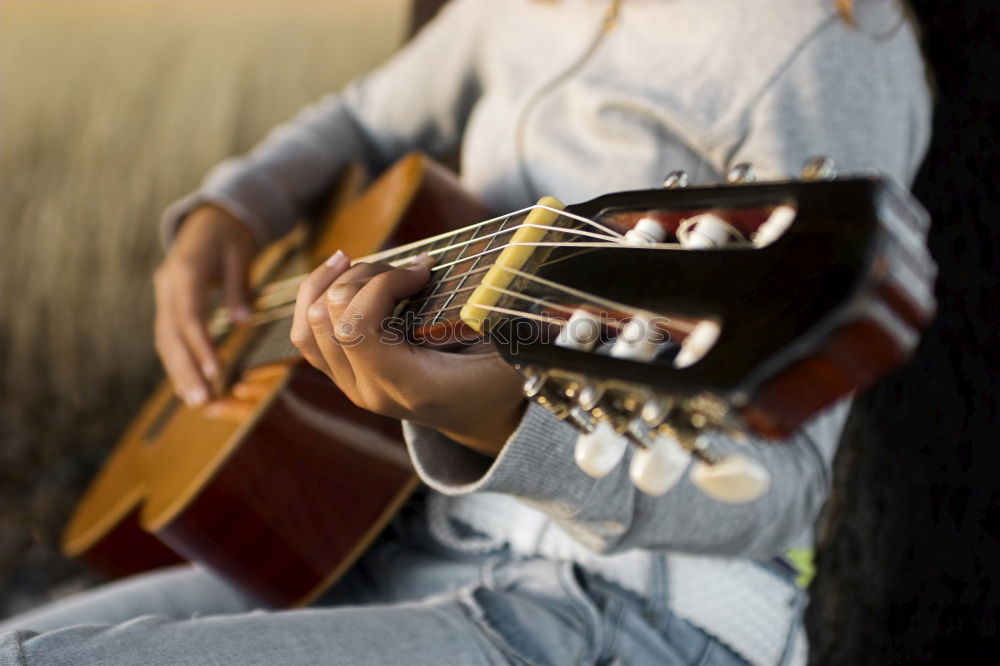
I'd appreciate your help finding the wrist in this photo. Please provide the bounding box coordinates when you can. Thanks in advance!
[439,397,527,458]
[179,204,258,252]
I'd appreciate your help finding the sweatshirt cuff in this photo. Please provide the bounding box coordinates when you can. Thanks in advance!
[159,156,302,249]
[159,191,261,249]
[403,403,618,515]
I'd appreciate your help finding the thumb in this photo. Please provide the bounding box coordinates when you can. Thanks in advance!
[223,244,252,323]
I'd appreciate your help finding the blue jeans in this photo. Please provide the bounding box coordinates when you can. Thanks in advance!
[0,519,749,665]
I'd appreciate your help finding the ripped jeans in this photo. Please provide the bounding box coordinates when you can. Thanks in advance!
[0,516,750,666]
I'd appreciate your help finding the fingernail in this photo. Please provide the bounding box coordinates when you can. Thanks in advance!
[231,305,251,323]
[201,359,219,379]
[325,249,348,268]
[185,386,208,407]
[407,253,434,271]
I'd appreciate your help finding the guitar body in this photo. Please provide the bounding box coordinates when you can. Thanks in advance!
[63,154,491,607]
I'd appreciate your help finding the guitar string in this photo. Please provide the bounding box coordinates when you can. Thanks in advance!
[250,216,686,313]
[257,204,624,297]
[486,264,680,328]
[246,264,696,338]
[364,203,625,263]
[245,289,691,366]
[246,235,684,321]
[248,218,627,311]
[424,264,696,334]
[405,244,604,312]
[220,247,571,333]
[245,284,621,337]
[222,207,684,336]
[241,269,695,370]
[248,229,609,312]
[255,218,621,302]
[245,239,609,319]
[419,213,487,321]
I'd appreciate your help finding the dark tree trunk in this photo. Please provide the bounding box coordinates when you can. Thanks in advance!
[806,2,1000,663]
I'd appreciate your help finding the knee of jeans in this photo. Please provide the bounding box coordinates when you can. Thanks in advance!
[458,561,602,666]
[2,630,34,665]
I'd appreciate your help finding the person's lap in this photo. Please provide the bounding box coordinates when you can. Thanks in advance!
[0,523,749,666]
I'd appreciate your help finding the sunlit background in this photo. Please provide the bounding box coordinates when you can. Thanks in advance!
[0,0,408,615]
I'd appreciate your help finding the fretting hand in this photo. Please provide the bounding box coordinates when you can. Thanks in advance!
[290,250,526,456]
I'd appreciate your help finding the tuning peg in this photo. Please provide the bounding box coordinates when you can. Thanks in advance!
[662,170,689,189]
[521,371,572,419]
[690,453,770,503]
[673,319,721,369]
[555,309,603,351]
[624,217,668,246]
[641,398,673,429]
[611,316,663,362]
[577,384,603,412]
[629,435,691,495]
[676,213,743,249]
[521,371,548,399]
[752,205,797,248]
[574,421,628,478]
[726,163,756,184]
[801,156,837,181]
[566,405,597,434]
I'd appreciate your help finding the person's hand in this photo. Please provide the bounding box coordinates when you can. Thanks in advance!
[153,205,256,407]
[291,251,527,456]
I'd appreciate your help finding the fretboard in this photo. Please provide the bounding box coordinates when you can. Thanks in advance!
[395,212,520,331]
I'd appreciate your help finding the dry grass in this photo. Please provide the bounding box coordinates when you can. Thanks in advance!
[0,0,407,614]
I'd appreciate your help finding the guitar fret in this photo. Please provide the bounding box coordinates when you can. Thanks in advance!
[430,222,485,325]
[440,214,510,318]
[415,230,476,317]
[419,214,515,326]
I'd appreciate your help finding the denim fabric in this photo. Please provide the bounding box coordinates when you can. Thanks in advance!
[0,520,749,666]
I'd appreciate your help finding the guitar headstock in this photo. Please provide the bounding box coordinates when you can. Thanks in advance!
[461,159,935,501]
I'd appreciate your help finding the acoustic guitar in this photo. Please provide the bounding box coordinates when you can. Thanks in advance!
[63,153,935,607]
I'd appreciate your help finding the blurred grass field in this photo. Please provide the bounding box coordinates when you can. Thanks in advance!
[0,0,407,615]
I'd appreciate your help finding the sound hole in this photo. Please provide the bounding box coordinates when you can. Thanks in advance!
[143,397,180,444]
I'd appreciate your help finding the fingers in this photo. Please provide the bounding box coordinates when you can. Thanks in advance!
[292,252,434,417]
[311,297,356,387]
[203,365,282,422]
[223,242,252,323]
[153,206,256,408]
[333,255,433,360]
[322,255,434,403]
[153,266,215,407]
[290,250,372,374]
[154,311,210,407]
[173,271,220,379]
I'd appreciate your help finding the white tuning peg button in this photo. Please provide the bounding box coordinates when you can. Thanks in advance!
[611,316,663,362]
[574,421,628,478]
[690,453,770,503]
[752,205,796,248]
[624,217,668,246]
[629,436,691,496]
[673,319,721,369]
[555,309,603,351]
